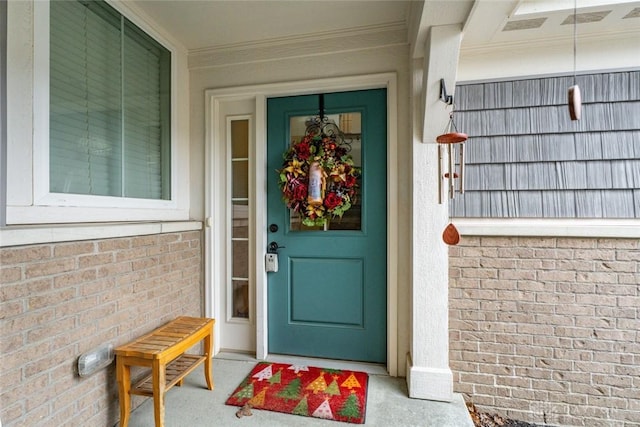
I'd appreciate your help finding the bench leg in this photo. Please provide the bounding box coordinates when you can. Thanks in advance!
[152,360,166,427]
[204,330,214,390]
[116,359,131,427]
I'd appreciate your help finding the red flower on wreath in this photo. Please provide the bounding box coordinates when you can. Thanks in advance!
[292,183,308,201]
[345,175,357,188]
[323,192,342,210]
[295,141,311,160]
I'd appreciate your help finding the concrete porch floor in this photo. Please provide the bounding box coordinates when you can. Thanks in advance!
[120,354,474,427]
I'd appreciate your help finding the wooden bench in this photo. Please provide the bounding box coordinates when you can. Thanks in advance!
[115,316,215,427]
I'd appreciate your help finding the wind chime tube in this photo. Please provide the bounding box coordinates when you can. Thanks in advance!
[448,143,455,199]
[459,143,465,194]
[437,145,443,204]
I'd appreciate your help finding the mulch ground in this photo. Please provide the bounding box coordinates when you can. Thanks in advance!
[467,402,546,427]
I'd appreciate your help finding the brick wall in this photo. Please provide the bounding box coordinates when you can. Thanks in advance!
[449,236,640,427]
[0,231,203,427]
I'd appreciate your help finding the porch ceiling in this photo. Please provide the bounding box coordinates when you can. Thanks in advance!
[129,0,639,54]
[128,0,412,51]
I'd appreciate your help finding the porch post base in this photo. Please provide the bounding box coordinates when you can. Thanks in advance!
[406,354,453,402]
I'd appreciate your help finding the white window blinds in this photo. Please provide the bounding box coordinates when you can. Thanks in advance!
[49,0,171,200]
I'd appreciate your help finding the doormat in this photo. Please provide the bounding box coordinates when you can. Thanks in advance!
[226,362,369,424]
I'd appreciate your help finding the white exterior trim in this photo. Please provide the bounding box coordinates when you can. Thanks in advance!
[407,24,463,402]
[189,23,406,70]
[454,218,640,239]
[205,72,399,376]
[0,221,202,248]
[406,354,454,402]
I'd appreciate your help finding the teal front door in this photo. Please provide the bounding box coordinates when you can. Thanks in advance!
[266,89,387,363]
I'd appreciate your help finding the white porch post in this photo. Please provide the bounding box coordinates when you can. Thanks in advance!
[407,24,463,402]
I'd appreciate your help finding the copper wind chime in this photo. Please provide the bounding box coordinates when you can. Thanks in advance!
[437,79,468,245]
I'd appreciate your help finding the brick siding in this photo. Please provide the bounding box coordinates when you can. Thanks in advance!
[450,236,640,427]
[0,231,203,427]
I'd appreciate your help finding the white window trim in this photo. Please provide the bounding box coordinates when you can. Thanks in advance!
[6,0,189,224]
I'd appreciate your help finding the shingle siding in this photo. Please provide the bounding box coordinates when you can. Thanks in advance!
[452,71,640,218]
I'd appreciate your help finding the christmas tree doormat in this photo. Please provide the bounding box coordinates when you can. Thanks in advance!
[226,362,369,424]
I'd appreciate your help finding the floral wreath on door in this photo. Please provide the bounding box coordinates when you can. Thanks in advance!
[278,130,360,227]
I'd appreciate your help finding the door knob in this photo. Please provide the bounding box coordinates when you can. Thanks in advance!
[269,224,279,232]
[267,241,285,253]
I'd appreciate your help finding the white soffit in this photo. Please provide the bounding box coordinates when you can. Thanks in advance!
[462,0,640,50]
[514,0,639,15]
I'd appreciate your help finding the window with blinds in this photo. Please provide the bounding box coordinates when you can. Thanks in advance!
[49,0,171,200]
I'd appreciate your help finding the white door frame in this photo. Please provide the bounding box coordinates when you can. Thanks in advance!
[205,72,399,375]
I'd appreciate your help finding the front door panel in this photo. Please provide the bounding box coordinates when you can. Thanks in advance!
[267,89,387,363]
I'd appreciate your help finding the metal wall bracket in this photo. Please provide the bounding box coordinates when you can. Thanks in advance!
[439,78,454,105]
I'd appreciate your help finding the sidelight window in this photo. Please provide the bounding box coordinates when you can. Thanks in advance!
[229,119,251,319]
